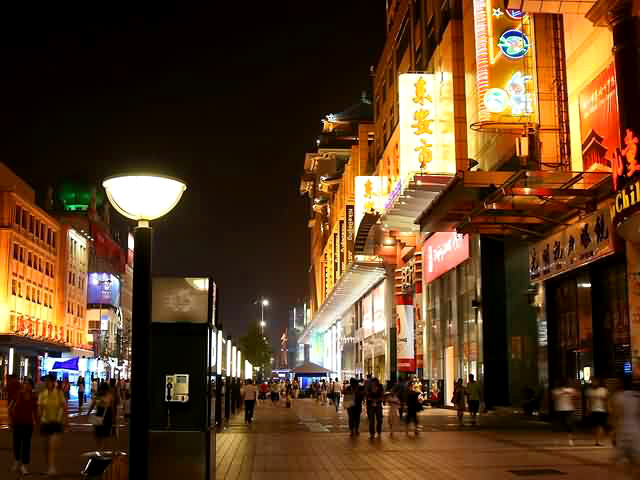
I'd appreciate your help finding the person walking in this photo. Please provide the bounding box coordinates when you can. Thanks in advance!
[405,383,421,435]
[552,379,577,446]
[332,378,341,412]
[452,379,466,426]
[366,378,384,439]
[466,374,482,426]
[10,378,38,475]
[611,364,640,471]
[320,380,328,405]
[586,378,608,446]
[242,379,258,424]
[87,382,114,452]
[77,376,86,413]
[386,390,401,435]
[38,374,67,476]
[91,377,98,399]
[270,381,279,405]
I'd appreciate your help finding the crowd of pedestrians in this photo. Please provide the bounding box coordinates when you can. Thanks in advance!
[6,373,130,476]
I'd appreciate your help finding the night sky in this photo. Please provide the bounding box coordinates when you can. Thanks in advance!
[0,3,386,344]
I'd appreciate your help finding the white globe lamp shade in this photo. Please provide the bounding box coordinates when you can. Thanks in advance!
[102,174,186,223]
[262,299,269,306]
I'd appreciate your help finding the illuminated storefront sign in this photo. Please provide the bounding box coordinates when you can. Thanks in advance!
[399,74,455,182]
[473,1,537,123]
[88,273,120,306]
[423,232,470,284]
[530,204,615,282]
[346,205,355,266]
[355,176,386,232]
[579,63,619,173]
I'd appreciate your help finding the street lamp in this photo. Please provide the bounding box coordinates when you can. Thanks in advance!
[258,298,269,334]
[103,173,186,480]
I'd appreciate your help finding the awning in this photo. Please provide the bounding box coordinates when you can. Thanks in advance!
[416,170,612,237]
[300,260,387,343]
[507,0,596,16]
[381,174,453,232]
[52,357,79,371]
[291,362,331,376]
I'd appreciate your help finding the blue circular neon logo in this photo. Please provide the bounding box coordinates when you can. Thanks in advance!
[498,29,530,59]
[505,9,524,20]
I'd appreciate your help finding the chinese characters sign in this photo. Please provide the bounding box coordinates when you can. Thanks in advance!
[579,63,619,173]
[399,74,454,181]
[473,1,537,123]
[355,176,386,233]
[529,204,615,282]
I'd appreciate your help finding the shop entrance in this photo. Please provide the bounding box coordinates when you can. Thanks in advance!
[445,346,454,406]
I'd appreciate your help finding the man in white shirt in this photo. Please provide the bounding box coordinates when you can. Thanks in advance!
[242,380,258,424]
[586,378,608,446]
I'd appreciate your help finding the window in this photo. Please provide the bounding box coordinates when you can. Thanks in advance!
[35,220,40,238]
[21,211,27,229]
[15,206,21,226]
[26,286,30,301]
[27,252,32,267]
[11,279,16,295]
[13,244,18,260]
[52,232,56,249]
[19,247,24,263]
[37,290,40,304]
[17,282,21,297]
[45,263,49,276]
[38,258,42,272]
[29,215,34,233]
[47,229,51,246]
[68,272,72,284]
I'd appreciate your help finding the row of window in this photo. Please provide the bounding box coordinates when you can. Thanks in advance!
[15,205,57,249]
[68,271,85,290]
[69,237,87,262]
[12,243,56,278]
[67,301,84,318]
[11,279,54,308]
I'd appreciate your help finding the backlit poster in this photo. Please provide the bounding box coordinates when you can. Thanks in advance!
[362,292,373,338]
[372,282,386,334]
[472,2,537,124]
[579,63,619,172]
[397,304,415,372]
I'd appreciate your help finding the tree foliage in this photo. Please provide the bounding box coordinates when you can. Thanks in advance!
[239,322,272,369]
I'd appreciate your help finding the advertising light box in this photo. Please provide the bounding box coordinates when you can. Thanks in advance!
[423,232,470,284]
[87,273,121,306]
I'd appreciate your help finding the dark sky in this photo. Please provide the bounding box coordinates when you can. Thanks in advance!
[0,3,386,344]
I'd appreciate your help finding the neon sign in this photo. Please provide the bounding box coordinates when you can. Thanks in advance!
[473,0,537,123]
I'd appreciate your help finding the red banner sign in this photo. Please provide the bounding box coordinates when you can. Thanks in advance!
[423,232,470,284]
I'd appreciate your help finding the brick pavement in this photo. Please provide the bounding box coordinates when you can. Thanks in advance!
[216,399,631,480]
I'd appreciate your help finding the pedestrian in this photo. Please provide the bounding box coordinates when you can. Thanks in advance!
[386,390,401,435]
[466,374,482,426]
[62,378,71,403]
[405,383,421,435]
[292,379,300,400]
[586,377,608,446]
[10,378,38,475]
[552,379,577,446]
[366,377,384,439]
[38,373,67,476]
[109,379,120,439]
[259,381,269,403]
[242,379,258,424]
[270,381,279,405]
[344,378,363,435]
[77,376,86,413]
[123,390,131,425]
[320,380,327,405]
[87,382,115,452]
[611,366,640,471]
[452,378,465,426]
[333,377,341,412]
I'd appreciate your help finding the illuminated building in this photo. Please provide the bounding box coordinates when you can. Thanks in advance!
[0,163,64,382]
[299,96,383,380]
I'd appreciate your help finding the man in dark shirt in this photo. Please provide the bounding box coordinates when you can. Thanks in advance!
[366,378,384,439]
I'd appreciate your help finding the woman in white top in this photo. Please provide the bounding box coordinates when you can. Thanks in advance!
[552,380,577,446]
[586,378,608,446]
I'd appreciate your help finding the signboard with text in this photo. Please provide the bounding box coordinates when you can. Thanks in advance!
[397,303,415,372]
[423,232,470,284]
[529,204,615,282]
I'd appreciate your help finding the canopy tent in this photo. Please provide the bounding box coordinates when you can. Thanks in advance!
[291,362,331,377]
[51,357,79,371]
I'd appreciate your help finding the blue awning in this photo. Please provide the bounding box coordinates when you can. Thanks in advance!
[52,357,79,371]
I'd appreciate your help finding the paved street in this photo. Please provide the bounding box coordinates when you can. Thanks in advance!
[217,399,631,479]
[0,398,634,479]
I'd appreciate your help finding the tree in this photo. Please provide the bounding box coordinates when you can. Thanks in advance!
[239,322,272,374]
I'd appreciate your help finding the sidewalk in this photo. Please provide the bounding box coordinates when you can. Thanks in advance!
[216,399,628,480]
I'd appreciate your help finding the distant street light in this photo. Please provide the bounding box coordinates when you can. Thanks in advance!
[103,173,186,480]
[257,297,269,335]
[262,299,269,307]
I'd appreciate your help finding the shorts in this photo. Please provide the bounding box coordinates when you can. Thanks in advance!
[41,422,63,435]
[557,411,575,433]
[591,411,608,427]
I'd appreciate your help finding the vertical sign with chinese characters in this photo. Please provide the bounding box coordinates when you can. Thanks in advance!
[339,219,345,278]
[472,2,538,124]
[355,176,386,233]
[333,231,339,284]
[400,74,454,182]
